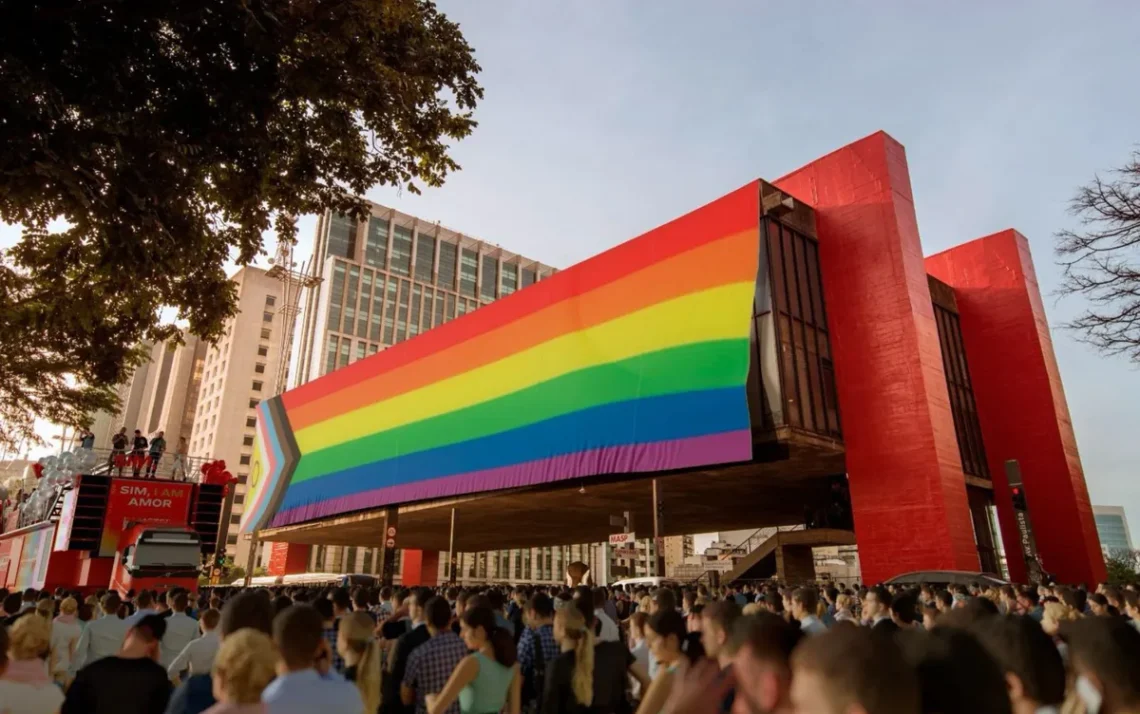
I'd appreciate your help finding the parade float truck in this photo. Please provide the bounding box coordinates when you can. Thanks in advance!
[0,472,227,596]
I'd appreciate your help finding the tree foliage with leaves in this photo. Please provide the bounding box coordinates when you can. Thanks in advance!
[0,0,481,449]
[1056,150,1140,362]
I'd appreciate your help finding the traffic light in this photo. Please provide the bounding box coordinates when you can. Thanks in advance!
[214,552,226,569]
[1011,486,1027,511]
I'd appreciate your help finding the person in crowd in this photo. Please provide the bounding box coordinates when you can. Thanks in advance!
[969,616,1065,714]
[326,588,353,674]
[862,586,897,633]
[425,605,520,714]
[385,587,433,714]
[50,596,82,685]
[832,593,856,624]
[1062,616,1140,714]
[147,430,167,478]
[790,623,920,714]
[890,590,921,631]
[698,600,740,714]
[131,429,150,478]
[592,589,620,643]
[261,604,364,714]
[934,589,953,615]
[339,611,382,714]
[628,611,650,701]
[201,629,278,714]
[79,429,96,450]
[0,613,66,714]
[111,427,129,475]
[486,589,516,639]
[168,608,222,682]
[34,598,54,622]
[172,437,189,481]
[518,593,560,711]
[540,601,596,714]
[402,596,470,714]
[166,591,275,714]
[71,591,129,673]
[635,610,690,714]
[129,590,159,625]
[353,589,378,623]
[64,614,173,714]
[789,588,826,635]
[1123,591,1140,630]
[898,625,1011,714]
[1088,593,1113,618]
[163,591,201,671]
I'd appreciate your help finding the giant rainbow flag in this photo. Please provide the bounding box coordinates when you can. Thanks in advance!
[240,184,761,533]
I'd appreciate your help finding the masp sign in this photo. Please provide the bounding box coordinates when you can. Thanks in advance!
[608,532,637,546]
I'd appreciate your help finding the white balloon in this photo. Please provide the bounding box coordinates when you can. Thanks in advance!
[40,455,58,471]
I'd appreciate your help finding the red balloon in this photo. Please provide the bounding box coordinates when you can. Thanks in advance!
[33,463,43,479]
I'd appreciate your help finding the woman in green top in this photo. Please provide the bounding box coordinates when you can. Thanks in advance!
[427,605,521,714]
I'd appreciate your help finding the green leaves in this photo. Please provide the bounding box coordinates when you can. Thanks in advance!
[0,0,482,448]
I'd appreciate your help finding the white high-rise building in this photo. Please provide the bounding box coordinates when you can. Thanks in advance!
[190,266,284,567]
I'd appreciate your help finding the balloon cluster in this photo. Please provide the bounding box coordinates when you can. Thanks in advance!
[21,447,101,523]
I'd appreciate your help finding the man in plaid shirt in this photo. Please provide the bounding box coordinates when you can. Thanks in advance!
[402,597,469,714]
[315,597,347,674]
[517,593,560,710]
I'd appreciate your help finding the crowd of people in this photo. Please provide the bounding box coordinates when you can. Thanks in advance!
[0,577,1138,714]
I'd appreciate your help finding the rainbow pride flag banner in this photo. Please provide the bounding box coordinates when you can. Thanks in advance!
[240,185,760,533]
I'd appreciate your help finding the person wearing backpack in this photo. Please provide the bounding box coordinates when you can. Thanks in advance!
[518,594,559,713]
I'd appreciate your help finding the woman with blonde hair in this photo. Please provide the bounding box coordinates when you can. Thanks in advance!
[542,605,595,714]
[50,597,82,685]
[338,610,381,713]
[0,613,65,714]
[833,593,856,623]
[203,628,278,714]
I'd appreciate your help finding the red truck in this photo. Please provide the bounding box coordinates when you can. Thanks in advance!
[0,473,227,596]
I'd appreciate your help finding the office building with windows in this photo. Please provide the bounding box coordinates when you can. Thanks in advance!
[190,266,284,566]
[1094,506,1133,559]
[293,202,557,575]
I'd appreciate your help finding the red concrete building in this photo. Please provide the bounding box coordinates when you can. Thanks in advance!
[258,131,1104,587]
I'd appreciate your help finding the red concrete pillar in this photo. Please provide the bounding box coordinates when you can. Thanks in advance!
[400,549,440,587]
[925,231,1105,585]
[775,131,980,584]
[267,543,311,577]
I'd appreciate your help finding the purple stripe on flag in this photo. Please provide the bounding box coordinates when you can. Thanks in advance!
[269,430,752,528]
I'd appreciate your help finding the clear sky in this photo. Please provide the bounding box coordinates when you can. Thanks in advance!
[3,1,1138,540]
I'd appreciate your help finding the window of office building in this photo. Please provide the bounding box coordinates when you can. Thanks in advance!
[933,300,989,479]
[390,225,413,276]
[415,233,436,283]
[338,339,350,368]
[257,345,268,357]
[246,417,256,428]
[383,280,398,344]
[325,335,338,375]
[521,267,536,288]
[763,218,841,438]
[327,213,357,259]
[456,300,467,318]
[365,216,389,268]
[234,494,244,505]
[261,328,270,340]
[252,380,262,392]
[409,284,422,338]
[262,311,273,323]
[239,454,250,465]
[480,255,498,301]
[362,549,374,574]
[370,276,384,342]
[460,248,478,297]
[433,291,444,328]
[501,263,518,296]
[513,550,521,580]
[254,363,265,374]
[357,270,372,337]
[395,280,410,343]
[445,293,456,322]
[265,295,276,307]
[343,265,359,335]
[328,262,346,330]
[243,436,254,447]
[437,241,458,290]
[248,398,259,408]
[356,342,366,362]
